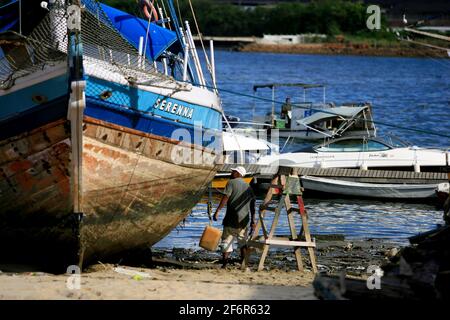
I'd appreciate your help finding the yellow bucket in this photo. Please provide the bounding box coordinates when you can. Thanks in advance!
[199,225,222,251]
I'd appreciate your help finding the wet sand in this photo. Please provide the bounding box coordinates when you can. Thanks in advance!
[0,238,397,300]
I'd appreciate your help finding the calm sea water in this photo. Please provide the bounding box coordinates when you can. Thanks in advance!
[156,51,450,248]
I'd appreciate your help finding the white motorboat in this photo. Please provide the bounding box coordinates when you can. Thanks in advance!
[301,176,444,199]
[258,135,449,173]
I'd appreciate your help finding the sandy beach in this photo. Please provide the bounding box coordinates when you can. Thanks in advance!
[0,264,315,300]
[0,238,396,300]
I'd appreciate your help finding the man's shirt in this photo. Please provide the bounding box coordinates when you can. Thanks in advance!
[222,177,256,229]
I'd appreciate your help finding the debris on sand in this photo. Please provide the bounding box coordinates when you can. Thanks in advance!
[313,225,450,300]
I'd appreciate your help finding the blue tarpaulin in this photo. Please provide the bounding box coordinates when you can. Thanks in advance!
[100,3,178,61]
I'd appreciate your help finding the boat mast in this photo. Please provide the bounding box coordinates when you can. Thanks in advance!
[271,85,275,125]
[210,40,217,93]
[67,0,85,215]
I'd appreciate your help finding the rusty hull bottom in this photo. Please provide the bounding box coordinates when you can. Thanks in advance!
[0,117,220,272]
[79,120,219,266]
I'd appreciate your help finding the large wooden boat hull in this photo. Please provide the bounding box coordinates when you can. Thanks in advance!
[80,116,219,264]
[0,114,220,270]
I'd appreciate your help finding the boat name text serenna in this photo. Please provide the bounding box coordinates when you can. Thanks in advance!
[154,99,194,119]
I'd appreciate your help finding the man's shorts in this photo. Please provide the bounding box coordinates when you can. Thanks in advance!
[221,226,247,253]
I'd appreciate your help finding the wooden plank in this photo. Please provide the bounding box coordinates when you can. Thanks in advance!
[257,194,285,271]
[259,210,269,239]
[284,196,304,271]
[297,195,318,273]
[252,176,277,241]
[264,239,316,247]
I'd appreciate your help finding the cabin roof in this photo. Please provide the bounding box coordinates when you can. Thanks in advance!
[222,131,271,151]
[253,83,325,91]
[297,106,368,126]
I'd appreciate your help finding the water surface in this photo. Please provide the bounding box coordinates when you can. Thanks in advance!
[157,51,450,248]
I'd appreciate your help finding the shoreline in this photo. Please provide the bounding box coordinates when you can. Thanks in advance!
[237,43,449,58]
[0,238,398,299]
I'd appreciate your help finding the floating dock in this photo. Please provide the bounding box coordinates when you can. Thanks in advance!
[274,167,449,184]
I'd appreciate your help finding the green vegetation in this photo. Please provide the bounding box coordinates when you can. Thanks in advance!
[103,0,394,39]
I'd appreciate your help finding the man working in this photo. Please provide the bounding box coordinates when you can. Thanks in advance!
[213,166,256,268]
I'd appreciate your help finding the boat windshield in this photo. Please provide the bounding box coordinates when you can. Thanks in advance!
[381,134,411,148]
[315,138,391,152]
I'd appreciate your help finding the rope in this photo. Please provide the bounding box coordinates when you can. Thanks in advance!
[187,0,213,82]
[159,0,172,30]
[175,0,183,30]
[142,0,156,63]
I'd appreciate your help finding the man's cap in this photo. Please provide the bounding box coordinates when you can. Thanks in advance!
[231,166,246,177]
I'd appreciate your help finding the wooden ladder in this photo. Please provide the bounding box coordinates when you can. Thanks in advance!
[242,168,318,273]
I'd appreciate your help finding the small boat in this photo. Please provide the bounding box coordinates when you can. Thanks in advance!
[258,135,449,173]
[222,130,279,165]
[211,130,279,189]
[300,175,443,199]
[252,83,376,140]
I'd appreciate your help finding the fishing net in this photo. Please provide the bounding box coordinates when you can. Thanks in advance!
[0,4,67,90]
[0,0,180,95]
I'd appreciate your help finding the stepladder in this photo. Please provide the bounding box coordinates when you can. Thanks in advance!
[242,168,318,273]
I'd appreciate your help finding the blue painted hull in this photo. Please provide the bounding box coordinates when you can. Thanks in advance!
[0,72,70,140]
[85,75,222,142]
